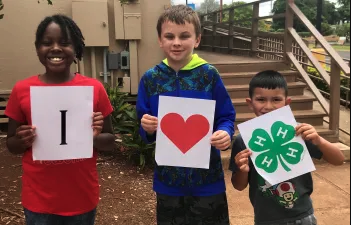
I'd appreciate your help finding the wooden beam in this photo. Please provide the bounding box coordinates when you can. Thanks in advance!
[200,0,272,17]
[329,59,341,131]
[212,12,217,52]
[91,47,97,79]
[288,27,331,85]
[0,101,8,107]
[228,8,234,53]
[200,15,205,49]
[287,52,329,114]
[284,0,294,63]
[251,2,259,55]
[289,2,350,76]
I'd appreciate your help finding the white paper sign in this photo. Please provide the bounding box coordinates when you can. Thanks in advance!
[237,106,316,186]
[155,96,216,169]
[31,86,94,161]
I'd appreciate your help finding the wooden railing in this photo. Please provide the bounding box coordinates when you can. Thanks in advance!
[285,0,350,133]
[307,51,350,107]
[199,0,351,135]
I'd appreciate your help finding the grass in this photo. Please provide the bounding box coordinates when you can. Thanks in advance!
[332,45,350,51]
[309,43,350,51]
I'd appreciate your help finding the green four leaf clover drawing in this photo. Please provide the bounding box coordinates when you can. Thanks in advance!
[249,121,304,173]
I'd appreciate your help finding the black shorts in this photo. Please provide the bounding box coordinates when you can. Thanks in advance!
[156,192,230,225]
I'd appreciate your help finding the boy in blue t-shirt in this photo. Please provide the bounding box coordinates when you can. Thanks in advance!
[229,70,345,225]
[136,5,236,225]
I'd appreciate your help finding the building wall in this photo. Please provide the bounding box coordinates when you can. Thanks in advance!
[0,0,170,93]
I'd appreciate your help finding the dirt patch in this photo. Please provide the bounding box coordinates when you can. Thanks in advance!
[0,137,157,225]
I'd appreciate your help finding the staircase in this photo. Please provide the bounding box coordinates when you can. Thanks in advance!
[198,0,351,149]
[0,91,10,127]
[197,51,339,143]
[0,101,7,124]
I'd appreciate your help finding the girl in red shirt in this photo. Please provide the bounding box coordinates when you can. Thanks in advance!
[5,14,115,225]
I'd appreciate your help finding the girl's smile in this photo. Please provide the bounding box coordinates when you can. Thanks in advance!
[36,22,75,78]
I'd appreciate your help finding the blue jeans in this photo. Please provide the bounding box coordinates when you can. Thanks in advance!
[24,208,96,225]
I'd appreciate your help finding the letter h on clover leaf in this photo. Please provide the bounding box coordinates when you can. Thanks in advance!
[249,121,304,173]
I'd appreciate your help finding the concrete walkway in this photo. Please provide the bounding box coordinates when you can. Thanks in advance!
[225,162,351,225]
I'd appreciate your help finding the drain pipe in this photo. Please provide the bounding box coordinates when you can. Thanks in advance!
[103,48,108,84]
[91,47,96,79]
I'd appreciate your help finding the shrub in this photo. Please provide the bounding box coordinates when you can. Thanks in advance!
[105,84,155,168]
[307,67,349,104]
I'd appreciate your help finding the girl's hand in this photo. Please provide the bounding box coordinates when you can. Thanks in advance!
[16,125,36,148]
[92,112,104,137]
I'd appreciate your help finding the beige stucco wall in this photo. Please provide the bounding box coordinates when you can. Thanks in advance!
[0,0,170,93]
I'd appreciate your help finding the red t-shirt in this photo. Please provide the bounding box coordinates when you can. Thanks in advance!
[5,74,113,216]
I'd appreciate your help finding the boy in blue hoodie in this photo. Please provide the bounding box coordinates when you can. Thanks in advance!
[136,5,236,225]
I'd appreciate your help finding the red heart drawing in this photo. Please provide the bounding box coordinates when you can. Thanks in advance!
[160,113,210,154]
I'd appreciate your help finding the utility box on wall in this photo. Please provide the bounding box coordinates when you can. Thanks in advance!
[114,0,142,40]
[72,0,109,46]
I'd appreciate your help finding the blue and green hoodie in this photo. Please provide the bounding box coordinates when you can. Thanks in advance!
[136,54,236,196]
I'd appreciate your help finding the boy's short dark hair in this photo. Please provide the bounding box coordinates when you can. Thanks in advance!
[157,5,201,38]
[249,70,288,98]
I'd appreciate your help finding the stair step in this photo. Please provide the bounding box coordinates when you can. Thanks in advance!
[0,118,8,124]
[0,110,5,115]
[226,82,306,98]
[0,101,8,107]
[213,61,289,73]
[232,95,315,113]
[221,70,298,85]
[235,110,326,128]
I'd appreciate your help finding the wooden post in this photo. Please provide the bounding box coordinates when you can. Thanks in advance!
[129,40,139,95]
[346,78,350,107]
[329,59,341,134]
[347,61,350,107]
[91,47,97,79]
[220,0,223,22]
[251,2,259,56]
[228,9,234,54]
[284,0,294,63]
[200,15,205,49]
[212,12,217,52]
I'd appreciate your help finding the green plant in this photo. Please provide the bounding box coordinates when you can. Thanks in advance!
[119,0,138,5]
[307,67,349,103]
[104,83,155,169]
[0,0,4,19]
[298,32,312,38]
[221,1,267,31]
[120,109,156,169]
[336,23,350,42]
[104,84,135,134]
[321,22,334,36]
[0,0,53,20]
